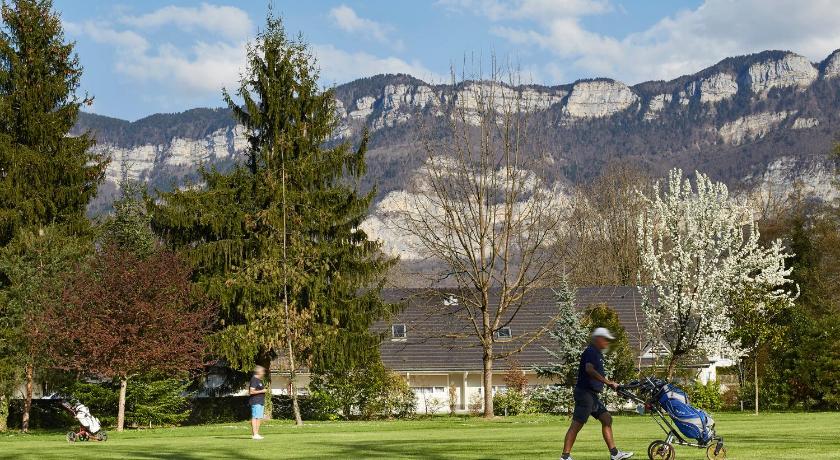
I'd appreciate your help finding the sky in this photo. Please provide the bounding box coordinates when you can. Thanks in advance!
[51,0,840,121]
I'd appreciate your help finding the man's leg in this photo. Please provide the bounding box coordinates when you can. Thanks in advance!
[563,420,585,455]
[598,412,616,450]
[251,417,259,436]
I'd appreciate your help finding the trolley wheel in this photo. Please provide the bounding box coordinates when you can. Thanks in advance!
[706,443,726,460]
[648,440,675,460]
[66,432,77,443]
[95,431,108,442]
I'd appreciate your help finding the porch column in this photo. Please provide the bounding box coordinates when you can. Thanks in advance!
[462,371,468,411]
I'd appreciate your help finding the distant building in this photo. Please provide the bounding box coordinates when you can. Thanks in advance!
[270,287,733,413]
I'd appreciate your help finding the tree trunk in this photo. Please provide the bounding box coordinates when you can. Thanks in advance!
[0,394,9,432]
[666,354,679,380]
[287,345,303,426]
[754,354,759,416]
[21,363,33,432]
[116,377,127,432]
[263,363,273,420]
[482,346,494,418]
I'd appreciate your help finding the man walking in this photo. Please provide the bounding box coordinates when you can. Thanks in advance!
[249,365,267,440]
[561,328,633,460]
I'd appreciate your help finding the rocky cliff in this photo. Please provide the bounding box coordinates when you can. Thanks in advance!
[76,49,840,217]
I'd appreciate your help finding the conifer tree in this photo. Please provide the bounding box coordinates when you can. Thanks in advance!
[0,0,105,244]
[151,13,395,424]
[0,0,105,431]
[534,276,588,385]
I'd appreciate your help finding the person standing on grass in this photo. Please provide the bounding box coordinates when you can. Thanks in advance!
[561,328,633,460]
[249,366,267,440]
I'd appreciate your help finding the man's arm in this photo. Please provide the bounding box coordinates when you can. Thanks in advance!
[585,362,618,389]
[249,385,267,395]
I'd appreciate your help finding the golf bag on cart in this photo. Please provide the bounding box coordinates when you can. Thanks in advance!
[58,399,107,442]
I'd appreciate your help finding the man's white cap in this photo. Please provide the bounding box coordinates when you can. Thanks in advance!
[592,327,615,340]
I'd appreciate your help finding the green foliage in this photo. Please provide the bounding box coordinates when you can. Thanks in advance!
[582,303,637,384]
[493,390,528,416]
[0,226,90,402]
[686,380,723,412]
[757,189,840,410]
[0,0,106,245]
[101,180,155,257]
[309,362,415,420]
[534,277,588,384]
[60,375,192,428]
[527,386,574,416]
[150,12,395,378]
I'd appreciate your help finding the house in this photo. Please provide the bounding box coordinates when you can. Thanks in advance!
[374,287,648,413]
[268,286,683,413]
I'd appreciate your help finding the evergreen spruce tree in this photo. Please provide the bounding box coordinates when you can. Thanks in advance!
[534,276,588,384]
[151,13,395,424]
[0,0,105,430]
[0,0,105,243]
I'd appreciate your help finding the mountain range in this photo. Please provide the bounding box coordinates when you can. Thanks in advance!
[76,49,840,227]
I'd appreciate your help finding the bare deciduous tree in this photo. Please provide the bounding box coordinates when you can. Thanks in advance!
[558,162,652,286]
[393,61,563,417]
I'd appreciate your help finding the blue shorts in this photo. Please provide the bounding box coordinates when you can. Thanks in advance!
[250,404,264,420]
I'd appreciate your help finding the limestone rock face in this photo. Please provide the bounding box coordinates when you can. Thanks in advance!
[563,80,638,118]
[349,96,376,119]
[98,125,246,185]
[644,93,672,120]
[719,111,792,144]
[740,53,817,93]
[372,84,441,130]
[691,73,739,103]
[792,117,820,129]
[821,49,840,79]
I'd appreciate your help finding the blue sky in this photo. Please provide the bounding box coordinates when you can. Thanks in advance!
[52,0,840,120]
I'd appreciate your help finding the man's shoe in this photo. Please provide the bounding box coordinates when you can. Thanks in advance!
[558,456,573,460]
[252,434,264,440]
[610,451,633,460]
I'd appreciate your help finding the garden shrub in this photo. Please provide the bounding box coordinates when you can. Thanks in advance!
[187,396,250,424]
[309,361,415,420]
[528,386,574,416]
[686,380,723,412]
[56,374,193,428]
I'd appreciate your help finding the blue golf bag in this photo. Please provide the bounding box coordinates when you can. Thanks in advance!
[658,384,715,444]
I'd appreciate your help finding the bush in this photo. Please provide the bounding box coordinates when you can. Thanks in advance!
[528,386,574,416]
[56,374,193,428]
[309,361,415,420]
[686,381,723,412]
[187,396,250,424]
[493,390,526,416]
[7,399,74,430]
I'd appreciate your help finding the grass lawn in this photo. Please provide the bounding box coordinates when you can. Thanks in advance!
[1,412,838,459]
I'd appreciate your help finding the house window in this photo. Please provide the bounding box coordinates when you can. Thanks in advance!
[392,323,407,340]
[496,327,512,340]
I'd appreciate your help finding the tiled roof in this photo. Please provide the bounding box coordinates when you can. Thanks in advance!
[376,287,647,372]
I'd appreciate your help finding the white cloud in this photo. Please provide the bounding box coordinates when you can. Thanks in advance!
[328,5,404,50]
[448,0,840,84]
[66,19,246,96]
[437,0,610,21]
[120,3,253,40]
[313,44,445,84]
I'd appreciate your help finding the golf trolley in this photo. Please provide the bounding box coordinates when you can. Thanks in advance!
[57,399,108,443]
[617,377,726,460]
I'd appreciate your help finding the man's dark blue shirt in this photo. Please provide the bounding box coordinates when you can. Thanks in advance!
[576,344,605,393]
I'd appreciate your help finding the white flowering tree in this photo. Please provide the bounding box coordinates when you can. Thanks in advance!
[637,169,795,378]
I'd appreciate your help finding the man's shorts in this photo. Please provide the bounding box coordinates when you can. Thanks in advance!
[251,404,264,420]
[572,387,608,423]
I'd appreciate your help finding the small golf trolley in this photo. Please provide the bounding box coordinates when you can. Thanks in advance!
[57,398,108,443]
[617,377,726,460]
